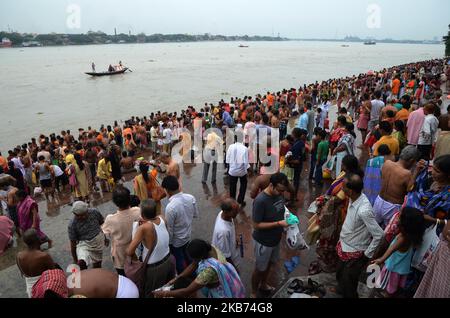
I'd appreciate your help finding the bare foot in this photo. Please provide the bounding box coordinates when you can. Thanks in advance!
[259,284,275,293]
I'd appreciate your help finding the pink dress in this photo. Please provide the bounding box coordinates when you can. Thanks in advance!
[357,107,369,130]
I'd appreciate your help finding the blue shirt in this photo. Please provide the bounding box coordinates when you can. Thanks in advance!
[222,111,233,127]
[297,113,309,130]
[291,139,305,163]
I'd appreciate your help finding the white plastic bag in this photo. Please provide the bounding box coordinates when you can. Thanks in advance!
[307,201,318,214]
[284,207,309,251]
[33,187,43,196]
[412,225,440,272]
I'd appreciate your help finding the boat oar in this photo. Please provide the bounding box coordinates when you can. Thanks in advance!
[127,68,133,72]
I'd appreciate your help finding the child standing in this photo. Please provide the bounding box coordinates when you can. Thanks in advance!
[309,127,322,180]
[372,207,426,297]
[314,130,329,187]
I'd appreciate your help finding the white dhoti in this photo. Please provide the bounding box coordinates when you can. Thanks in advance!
[25,275,41,298]
[77,231,105,266]
[116,275,139,298]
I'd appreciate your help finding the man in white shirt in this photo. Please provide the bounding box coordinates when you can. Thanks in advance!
[226,133,250,207]
[37,146,52,163]
[162,176,199,274]
[368,91,385,131]
[336,173,383,298]
[162,123,172,155]
[319,99,330,129]
[51,164,68,193]
[211,199,241,271]
[150,122,159,155]
[417,103,439,160]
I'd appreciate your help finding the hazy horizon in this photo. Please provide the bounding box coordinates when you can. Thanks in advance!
[1,0,449,41]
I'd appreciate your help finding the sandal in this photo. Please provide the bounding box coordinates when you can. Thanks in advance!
[287,279,304,294]
[306,279,326,297]
[308,261,323,276]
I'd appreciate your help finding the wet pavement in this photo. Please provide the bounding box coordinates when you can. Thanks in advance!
[0,102,371,298]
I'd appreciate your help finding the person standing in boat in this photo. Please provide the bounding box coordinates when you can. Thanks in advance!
[118,61,123,70]
[108,64,114,72]
[91,62,96,72]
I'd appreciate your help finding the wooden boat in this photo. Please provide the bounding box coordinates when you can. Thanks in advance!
[238,44,249,48]
[364,41,376,45]
[85,67,128,76]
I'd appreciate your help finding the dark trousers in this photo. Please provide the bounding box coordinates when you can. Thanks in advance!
[309,151,317,179]
[202,149,217,183]
[54,174,68,192]
[202,162,217,183]
[293,164,302,194]
[314,159,326,185]
[229,174,247,204]
[417,144,432,161]
[336,255,369,298]
[170,243,192,275]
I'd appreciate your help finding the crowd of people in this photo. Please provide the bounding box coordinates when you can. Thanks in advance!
[0,57,449,298]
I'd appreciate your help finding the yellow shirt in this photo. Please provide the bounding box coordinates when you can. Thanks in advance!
[373,135,400,156]
[97,158,112,179]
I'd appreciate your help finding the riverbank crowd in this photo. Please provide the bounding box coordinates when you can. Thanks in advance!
[1,57,450,298]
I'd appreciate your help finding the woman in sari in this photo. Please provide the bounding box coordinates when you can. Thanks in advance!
[16,190,52,248]
[414,219,450,298]
[308,155,363,274]
[405,155,450,230]
[379,155,450,295]
[72,153,91,202]
[153,239,245,298]
[333,122,356,176]
[133,162,162,214]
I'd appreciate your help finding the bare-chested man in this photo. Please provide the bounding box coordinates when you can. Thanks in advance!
[69,268,139,298]
[32,268,139,298]
[160,152,180,179]
[250,173,296,205]
[120,151,135,174]
[270,110,280,128]
[0,178,20,235]
[16,229,59,298]
[373,145,424,227]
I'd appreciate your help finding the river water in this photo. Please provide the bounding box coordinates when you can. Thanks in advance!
[0,41,444,151]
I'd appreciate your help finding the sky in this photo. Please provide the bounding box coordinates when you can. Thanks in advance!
[1,0,449,40]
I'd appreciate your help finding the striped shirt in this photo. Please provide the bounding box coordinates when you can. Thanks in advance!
[339,194,384,259]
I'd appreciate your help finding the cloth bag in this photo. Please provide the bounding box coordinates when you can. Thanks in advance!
[124,225,157,296]
[305,214,320,246]
[411,224,440,272]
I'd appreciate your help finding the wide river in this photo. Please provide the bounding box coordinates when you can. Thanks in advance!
[0,41,444,151]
